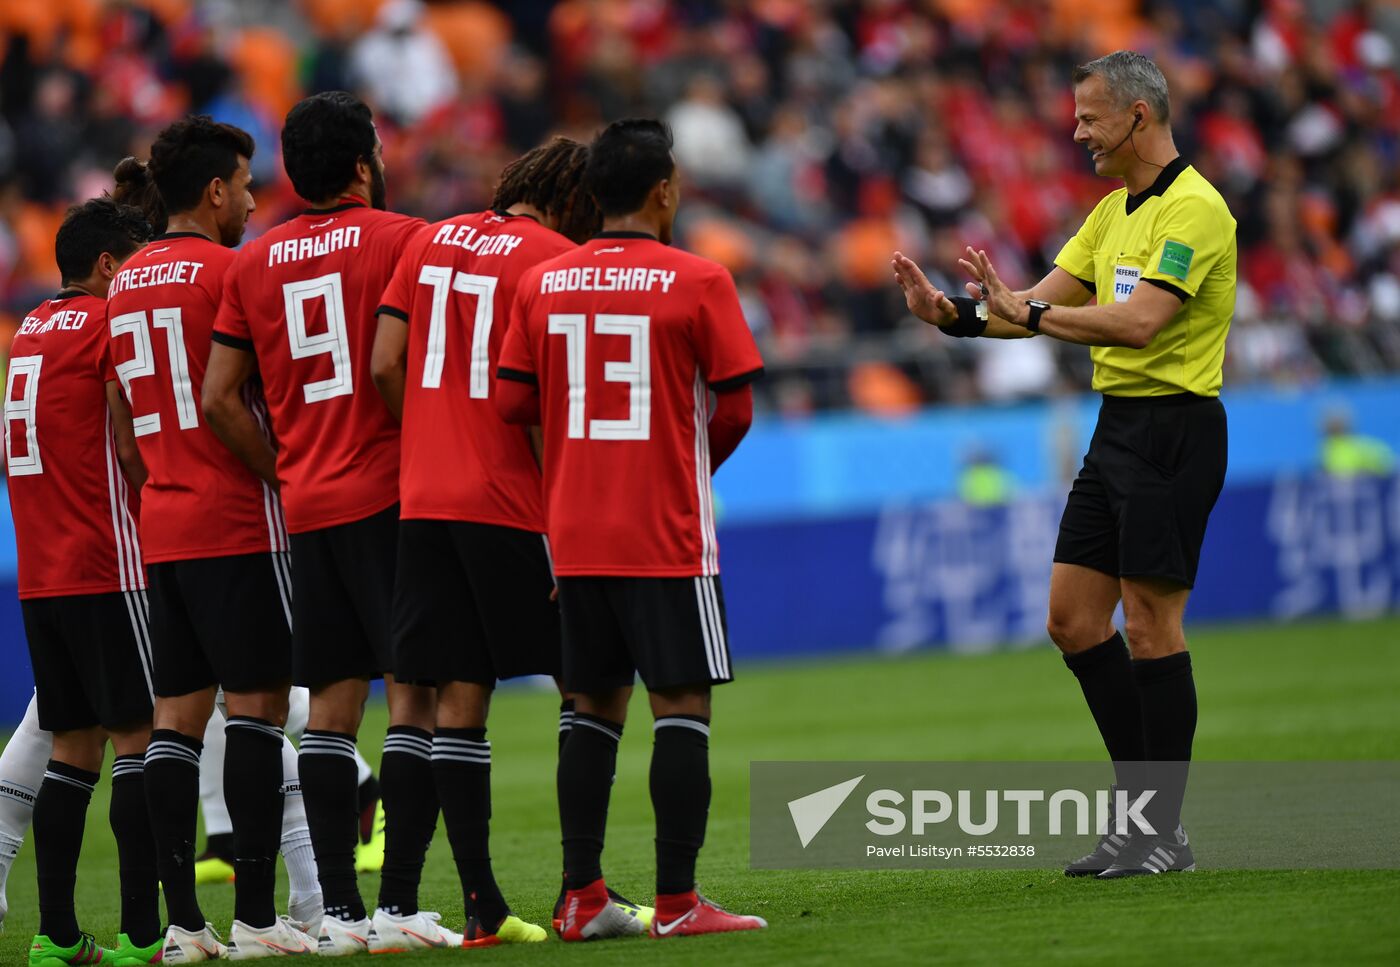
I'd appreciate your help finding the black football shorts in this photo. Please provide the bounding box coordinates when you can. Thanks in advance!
[146,551,293,697]
[23,590,154,732]
[1055,393,1228,588]
[289,504,399,687]
[392,519,561,686]
[556,575,734,693]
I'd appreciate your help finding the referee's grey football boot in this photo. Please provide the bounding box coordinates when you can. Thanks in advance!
[1064,828,1134,876]
[1097,825,1196,878]
[1064,785,1133,876]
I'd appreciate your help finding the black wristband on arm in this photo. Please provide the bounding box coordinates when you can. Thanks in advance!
[941,297,988,338]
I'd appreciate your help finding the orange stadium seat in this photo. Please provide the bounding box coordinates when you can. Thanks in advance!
[423,2,511,86]
[230,26,301,118]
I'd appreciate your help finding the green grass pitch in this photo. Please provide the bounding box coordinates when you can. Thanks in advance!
[2,615,1398,964]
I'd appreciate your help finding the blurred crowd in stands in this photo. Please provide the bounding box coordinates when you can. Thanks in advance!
[0,0,1397,415]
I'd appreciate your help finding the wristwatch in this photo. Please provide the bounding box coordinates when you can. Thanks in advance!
[1024,299,1051,333]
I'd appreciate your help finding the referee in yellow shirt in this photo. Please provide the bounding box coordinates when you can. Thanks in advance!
[893,49,1235,878]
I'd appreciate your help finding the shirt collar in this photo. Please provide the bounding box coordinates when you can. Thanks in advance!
[1125,156,1190,215]
[52,289,87,301]
[156,232,210,241]
[302,196,368,216]
[593,230,657,240]
[493,208,540,223]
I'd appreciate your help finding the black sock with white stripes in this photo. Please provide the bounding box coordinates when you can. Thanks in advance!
[1134,652,1197,836]
[432,728,508,930]
[651,716,711,896]
[558,713,622,891]
[110,755,160,946]
[34,760,98,946]
[376,726,438,916]
[225,717,286,928]
[299,730,366,922]
[145,729,205,930]
[558,699,575,759]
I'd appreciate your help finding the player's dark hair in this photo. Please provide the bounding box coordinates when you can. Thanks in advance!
[112,116,254,234]
[54,197,151,284]
[583,118,675,218]
[491,136,601,243]
[281,91,377,203]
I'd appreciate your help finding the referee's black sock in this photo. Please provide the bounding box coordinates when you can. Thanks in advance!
[299,730,366,923]
[34,760,97,947]
[109,755,160,947]
[650,716,711,897]
[376,725,438,917]
[1063,632,1145,787]
[144,728,205,931]
[432,728,508,931]
[558,713,622,891]
[1134,651,1196,836]
[558,699,575,759]
[225,717,286,929]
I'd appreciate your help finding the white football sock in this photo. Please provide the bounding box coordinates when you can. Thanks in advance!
[280,732,321,916]
[0,694,51,921]
[285,686,310,741]
[199,708,233,839]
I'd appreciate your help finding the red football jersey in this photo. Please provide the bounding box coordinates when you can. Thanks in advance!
[108,233,287,563]
[378,210,574,530]
[498,233,764,576]
[4,292,145,598]
[213,198,423,533]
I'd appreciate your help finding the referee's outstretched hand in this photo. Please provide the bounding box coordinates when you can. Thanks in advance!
[958,247,1023,326]
[892,252,956,327]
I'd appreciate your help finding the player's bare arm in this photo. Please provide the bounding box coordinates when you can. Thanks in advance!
[892,252,1091,338]
[105,380,147,490]
[961,247,1181,349]
[370,311,409,421]
[201,342,278,486]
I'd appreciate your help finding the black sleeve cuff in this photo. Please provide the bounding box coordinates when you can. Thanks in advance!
[496,366,538,386]
[709,367,765,393]
[377,304,409,322]
[1143,278,1188,302]
[1075,276,1096,294]
[211,331,254,352]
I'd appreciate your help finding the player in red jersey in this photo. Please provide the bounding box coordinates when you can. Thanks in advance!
[4,199,163,965]
[201,91,448,955]
[107,116,318,959]
[496,119,767,940]
[371,137,649,945]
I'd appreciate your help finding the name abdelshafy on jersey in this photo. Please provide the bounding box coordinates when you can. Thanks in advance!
[539,264,678,294]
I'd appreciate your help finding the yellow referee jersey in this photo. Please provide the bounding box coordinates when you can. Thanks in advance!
[1054,157,1236,397]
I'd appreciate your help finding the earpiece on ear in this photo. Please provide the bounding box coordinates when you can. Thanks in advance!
[1134,113,1142,127]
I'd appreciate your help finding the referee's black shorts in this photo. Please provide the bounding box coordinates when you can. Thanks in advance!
[1054,392,1227,588]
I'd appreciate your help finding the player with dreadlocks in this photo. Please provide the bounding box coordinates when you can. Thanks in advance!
[369,137,649,949]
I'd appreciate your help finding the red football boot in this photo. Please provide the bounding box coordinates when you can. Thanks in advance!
[650,892,768,938]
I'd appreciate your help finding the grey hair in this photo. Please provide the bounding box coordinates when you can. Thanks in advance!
[1071,50,1170,123]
